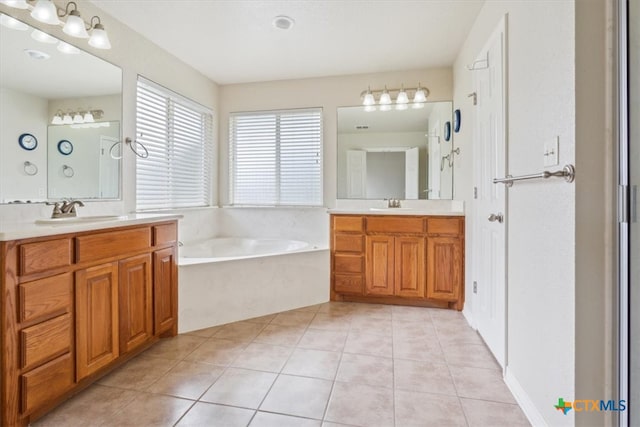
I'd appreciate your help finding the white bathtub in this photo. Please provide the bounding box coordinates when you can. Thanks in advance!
[178,237,329,332]
[179,237,310,264]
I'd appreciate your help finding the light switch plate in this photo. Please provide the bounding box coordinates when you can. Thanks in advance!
[544,137,559,167]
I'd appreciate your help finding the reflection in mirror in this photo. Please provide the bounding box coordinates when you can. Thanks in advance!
[48,121,120,199]
[337,102,454,200]
[0,13,122,203]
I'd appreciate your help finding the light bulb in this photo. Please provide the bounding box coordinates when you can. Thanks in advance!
[31,0,61,25]
[363,92,375,106]
[83,111,95,123]
[63,11,89,38]
[379,87,391,105]
[62,113,73,125]
[396,86,409,104]
[413,88,427,103]
[1,0,29,9]
[0,14,28,30]
[51,114,63,125]
[88,23,111,49]
[73,112,84,123]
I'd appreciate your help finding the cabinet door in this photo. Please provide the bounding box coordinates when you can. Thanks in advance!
[394,237,426,298]
[119,254,153,354]
[154,247,177,335]
[365,236,394,296]
[75,263,119,380]
[426,237,462,301]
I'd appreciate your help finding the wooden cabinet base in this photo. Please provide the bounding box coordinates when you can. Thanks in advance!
[331,214,464,311]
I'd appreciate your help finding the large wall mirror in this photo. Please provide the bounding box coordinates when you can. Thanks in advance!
[0,13,122,204]
[337,102,454,200]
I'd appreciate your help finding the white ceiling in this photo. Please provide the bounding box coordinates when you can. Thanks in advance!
[90,0,485,85]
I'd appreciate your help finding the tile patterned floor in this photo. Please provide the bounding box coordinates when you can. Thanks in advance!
[34,302,530,427]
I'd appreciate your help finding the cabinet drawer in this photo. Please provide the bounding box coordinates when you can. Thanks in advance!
[333,216,364,232]
[334,274,363,294]
[334,254,363,273]
[19,273,72,323]
[427,218,462,236]
[21,314,71,371]
[334,234,364,253]
[153,223,177,246]
[21,353,73,415]
[19,239,72,276]
[366,216,424,234]
[76,227,151,263]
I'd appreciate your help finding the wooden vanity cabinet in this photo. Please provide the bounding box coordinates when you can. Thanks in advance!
[0,220,179,427]
[331,214,464,310]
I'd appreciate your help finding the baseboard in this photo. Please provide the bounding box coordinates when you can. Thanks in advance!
[462,307,476,329]
[504,367,549,427]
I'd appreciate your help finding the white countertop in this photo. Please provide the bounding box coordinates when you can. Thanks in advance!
[0,213,183,241]
[327,208,464,216]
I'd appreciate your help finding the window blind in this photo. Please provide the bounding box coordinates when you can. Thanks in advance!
[229,108,323,206]
[135,77,213,210]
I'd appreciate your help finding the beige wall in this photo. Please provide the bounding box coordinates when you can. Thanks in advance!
[218,68,453,207]
[0,1,219,219]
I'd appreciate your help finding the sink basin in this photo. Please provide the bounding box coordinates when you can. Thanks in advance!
[36,215,126,225]
[369,207,415,211]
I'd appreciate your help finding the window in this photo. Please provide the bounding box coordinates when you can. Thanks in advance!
[229,108,323,206]
[135,77,213,210]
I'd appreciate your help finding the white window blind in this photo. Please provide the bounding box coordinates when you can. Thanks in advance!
[136,77,213,210]
[229,108,323,206]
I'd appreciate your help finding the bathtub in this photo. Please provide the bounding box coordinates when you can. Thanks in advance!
[178,237,329,332]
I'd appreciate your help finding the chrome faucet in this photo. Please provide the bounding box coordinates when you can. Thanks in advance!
[47,200,85,218]
[386,198,402,208]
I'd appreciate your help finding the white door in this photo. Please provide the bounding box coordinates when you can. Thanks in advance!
[473,18,507,368]
[405,147,419,199]
[346,150,367,198]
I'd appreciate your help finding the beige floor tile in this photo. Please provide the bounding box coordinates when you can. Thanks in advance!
[214,321,267,341]
[253,324,307,346]
[349,317,393,336]
[429,307,466,321]
[309,313,351,331]
[442,342,500,370]
[282,348,342,380]
[177,402,255,426]
[451,366,517,404]
[437,325,485,346]
[32,385,139,427]
[393,320,438,338]
[393,335,446,363]
[317,302,358,315]
[394,358,457,396]
[461,398,531,426]
[231,342,293,372]
[395,389,467,427]
[245,313,278,324]
[349,304,393,320]
[335,353,393,388]
[391,305,433,323]
[250,411,322,427]
[200,367,277,409]
[185,325,225,338]
[260,374,333,419]
[184,338,247,366]
[292,304,323,314]
[143,335,207,361]
[97,355,177,391]
[298,329,348,352]
[343,332,392,357]
[324,382,394,427]
[271,311,316,327]
[146,361,225,400]
[105,393,193,426]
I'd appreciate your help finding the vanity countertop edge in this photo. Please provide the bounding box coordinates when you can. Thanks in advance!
[0,213,183,241]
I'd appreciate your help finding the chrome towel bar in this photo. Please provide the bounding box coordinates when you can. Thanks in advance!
[493,164,575,187]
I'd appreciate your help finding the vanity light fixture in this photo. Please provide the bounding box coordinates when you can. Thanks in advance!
[2,1,113,50]
[51,109,104,125]
[57,40,79,54]
[361,84,430,110]
[31,28,57,43]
